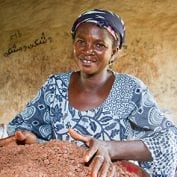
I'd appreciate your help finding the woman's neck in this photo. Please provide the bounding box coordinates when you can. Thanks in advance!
[78,70,114,91]
[69,69,115,111]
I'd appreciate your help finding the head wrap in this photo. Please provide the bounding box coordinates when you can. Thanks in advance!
[71,9,125,49]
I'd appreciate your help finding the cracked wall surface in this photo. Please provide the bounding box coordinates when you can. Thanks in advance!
[0,0,177,124]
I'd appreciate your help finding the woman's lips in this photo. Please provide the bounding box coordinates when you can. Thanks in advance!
[80,58,96,66]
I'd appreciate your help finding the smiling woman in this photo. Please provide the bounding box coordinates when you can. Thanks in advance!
[0,8,177,177]
[70,22,116,110]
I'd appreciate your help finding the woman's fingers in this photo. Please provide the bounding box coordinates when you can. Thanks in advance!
[68,128,90,144]
[15,130,37,144]
[98,160,110,177]
[91,155,115,177]
[68,128,93,162]
[68,128,98,162]
[15,130,26,141]
[84,142,98,162]
[0,131,37,146]
[68,128,115,177]
[91,155,105,177]
[109,165,116,177]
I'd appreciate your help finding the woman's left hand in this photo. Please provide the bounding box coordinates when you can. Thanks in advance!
[68,128,116,177]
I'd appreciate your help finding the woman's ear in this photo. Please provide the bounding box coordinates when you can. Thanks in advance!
[112,47,119,57]
[111,47,119,60]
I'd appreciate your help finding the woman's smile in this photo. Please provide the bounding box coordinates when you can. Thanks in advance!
[79,55,97,66]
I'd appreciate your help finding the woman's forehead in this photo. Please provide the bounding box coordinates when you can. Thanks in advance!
[71,9,125,48]
[75,22,114,41]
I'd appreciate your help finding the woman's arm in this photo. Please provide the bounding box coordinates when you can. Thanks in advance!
[127,78,177,176]
[7,75,56,140]
[108,139,152,161]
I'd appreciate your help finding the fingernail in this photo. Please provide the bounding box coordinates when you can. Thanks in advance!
[84,155,89,162]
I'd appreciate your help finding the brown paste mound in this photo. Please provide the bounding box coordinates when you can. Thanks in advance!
[0,140,149,177]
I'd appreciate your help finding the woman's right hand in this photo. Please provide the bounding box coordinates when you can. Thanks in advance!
[0,130,37,147]
[68,128,116,177]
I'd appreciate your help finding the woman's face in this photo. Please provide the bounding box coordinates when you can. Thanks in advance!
[73,23,117,75]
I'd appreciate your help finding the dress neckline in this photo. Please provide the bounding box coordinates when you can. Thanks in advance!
[66,71,118,112]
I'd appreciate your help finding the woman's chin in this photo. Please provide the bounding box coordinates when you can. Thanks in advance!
[79,66,95,75]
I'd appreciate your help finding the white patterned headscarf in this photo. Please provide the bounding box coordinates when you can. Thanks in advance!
[71,9,125,49]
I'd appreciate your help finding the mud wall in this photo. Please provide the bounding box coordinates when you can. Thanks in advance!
[0,0,177,124]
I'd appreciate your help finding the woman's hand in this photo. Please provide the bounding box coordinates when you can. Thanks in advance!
[68,128,116,177]
[0,130,37,147]
[15,130,37,144]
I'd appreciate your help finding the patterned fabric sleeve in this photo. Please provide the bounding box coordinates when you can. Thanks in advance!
[128,79,177,176]
[7,75,56,141]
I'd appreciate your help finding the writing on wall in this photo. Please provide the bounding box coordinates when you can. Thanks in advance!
[3,31,53,57]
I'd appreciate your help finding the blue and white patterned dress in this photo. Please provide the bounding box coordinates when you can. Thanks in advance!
[7,72,177,176]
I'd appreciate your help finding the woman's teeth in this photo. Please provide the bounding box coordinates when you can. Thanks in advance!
[82,59,92,64]
[81,59,93,65]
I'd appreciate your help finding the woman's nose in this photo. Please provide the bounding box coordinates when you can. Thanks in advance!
[85,44,94,55]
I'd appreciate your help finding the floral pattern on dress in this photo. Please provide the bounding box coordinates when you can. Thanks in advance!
[7,72,177,177]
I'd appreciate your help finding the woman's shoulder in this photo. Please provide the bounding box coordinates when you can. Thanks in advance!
[49,71,72,80]
[42,72,72,88]
[114,72,147,89]
[45,71,72,84]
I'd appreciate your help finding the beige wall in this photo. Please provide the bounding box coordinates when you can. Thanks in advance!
[0,0,177,124]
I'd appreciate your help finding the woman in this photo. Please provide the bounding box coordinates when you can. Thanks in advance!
[1,9,177,177]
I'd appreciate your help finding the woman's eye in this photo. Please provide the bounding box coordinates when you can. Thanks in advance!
[76,39,86,46]
[95,43,106,49]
